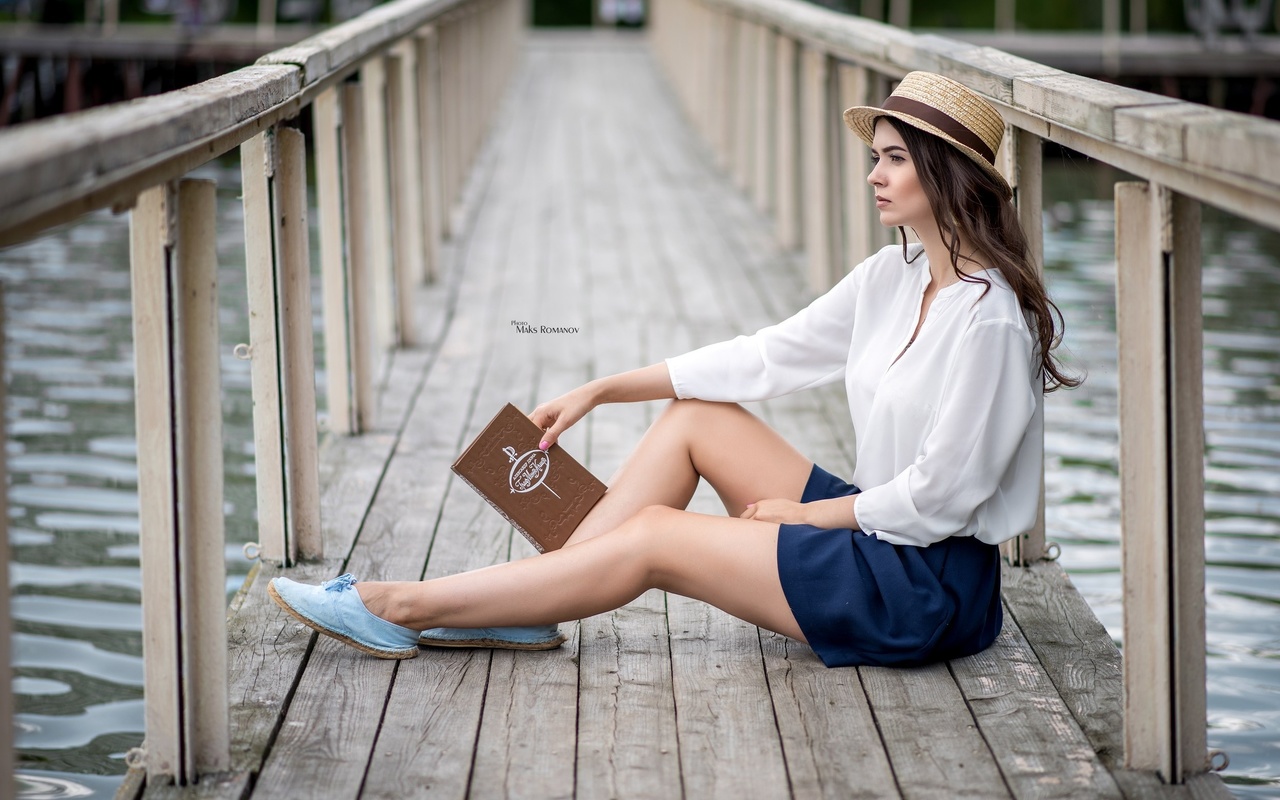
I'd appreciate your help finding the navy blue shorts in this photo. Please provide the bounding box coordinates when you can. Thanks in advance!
[776,463,1003,668]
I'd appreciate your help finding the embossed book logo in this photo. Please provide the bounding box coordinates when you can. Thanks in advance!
[503,445,561,499]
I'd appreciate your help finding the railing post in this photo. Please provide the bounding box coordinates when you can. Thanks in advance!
[241,126,324,564]
[387,44,425,344]
[343,82,378,432]
[0,285,12,791]
[241,131,288,563]
[438,18,458,238]
[415,27,444,283]
[360,56,399,351]
[752,25,775,215]
[314,87,355,436]
[1115,181,1207,782]
[774,34,800,250]
[837,62,873,273]
[276,127,323,562]
[800,45,836,290]
[732,17,755,192]
[1000,125,1047,566]
[129,179,229,783]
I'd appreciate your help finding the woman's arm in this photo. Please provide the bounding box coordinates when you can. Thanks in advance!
[529,362,675,449]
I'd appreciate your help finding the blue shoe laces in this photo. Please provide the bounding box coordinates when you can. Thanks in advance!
[321,573,358,592]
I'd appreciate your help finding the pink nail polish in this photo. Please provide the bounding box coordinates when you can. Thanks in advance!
[539,440,550,450]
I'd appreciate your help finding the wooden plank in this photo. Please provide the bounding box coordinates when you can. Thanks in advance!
[862,662,1008,799]
[129,183,183,779]
[240,131,290,564]
[950,610,1125,798]
[1114,181,1172,778]
[667,596,790,798]
[275,127,323,561]
[773,34,800,249]
[174,178,231,774]
[1001,562,1124,765]
[361,56,399,352]
[572,46,681,799]
[756,634,901,799]
[313,87,354,436]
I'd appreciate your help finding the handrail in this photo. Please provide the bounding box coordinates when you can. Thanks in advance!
[0,0,472,247]
[672,0,1280,231]
[649,0,1263,789]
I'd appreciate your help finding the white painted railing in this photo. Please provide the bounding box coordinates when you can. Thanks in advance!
[650,0,1280,784]
[0,0,521,785]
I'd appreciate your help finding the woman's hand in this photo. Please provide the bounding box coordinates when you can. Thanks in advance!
[740,498,810,525]
[740,496,860,530]
[529,385,598,450]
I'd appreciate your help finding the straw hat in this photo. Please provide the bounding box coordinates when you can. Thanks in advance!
[843,72,1012,199]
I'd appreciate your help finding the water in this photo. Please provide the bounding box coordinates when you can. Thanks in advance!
[3,156,1279,797]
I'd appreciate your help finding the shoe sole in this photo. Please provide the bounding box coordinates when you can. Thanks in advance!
[268,581,417,660]
[417,634,568,651]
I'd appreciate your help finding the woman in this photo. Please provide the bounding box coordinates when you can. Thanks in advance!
[269,71,1077,668]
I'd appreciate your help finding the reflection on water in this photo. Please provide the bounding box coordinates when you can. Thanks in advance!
[0,156,1277,797]
[3,159,261,793]
[1042,160,1280,798]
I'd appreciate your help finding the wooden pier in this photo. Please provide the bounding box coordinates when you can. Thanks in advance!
[111,32,1230,799]
[4,0,1277,792]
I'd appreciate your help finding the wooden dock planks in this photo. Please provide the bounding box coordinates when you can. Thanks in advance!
[195,31,1229,800]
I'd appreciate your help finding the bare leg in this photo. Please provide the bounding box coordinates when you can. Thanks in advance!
[565,399,814,545]
[360,505,806,642]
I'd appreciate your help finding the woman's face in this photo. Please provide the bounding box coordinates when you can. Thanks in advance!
[867,119,932,230]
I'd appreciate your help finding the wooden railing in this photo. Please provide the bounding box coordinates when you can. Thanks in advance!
[0,0,521,784]
[649,0,1280,783]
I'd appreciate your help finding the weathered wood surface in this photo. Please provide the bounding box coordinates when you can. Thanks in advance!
[184,31,1232,800]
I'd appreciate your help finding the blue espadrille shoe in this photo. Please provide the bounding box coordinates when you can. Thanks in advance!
[418,624,566,651]
[268,573,420,659]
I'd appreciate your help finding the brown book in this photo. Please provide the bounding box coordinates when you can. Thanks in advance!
[451,402,607,553]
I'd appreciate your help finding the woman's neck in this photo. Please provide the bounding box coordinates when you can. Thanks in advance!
[910,224,987,288]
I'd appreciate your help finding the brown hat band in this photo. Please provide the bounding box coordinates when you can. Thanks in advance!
[880,96,996,164]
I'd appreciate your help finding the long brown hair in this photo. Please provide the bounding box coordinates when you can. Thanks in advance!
[883,117,1080,392]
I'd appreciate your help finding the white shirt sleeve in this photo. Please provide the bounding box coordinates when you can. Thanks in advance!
[664,266,864,403]
[854,319,1038,547]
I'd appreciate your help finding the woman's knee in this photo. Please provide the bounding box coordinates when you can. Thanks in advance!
[658,398,741,427]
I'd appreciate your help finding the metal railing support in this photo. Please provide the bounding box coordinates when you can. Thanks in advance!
[129,179,230,782]
[1115,181,1207,782]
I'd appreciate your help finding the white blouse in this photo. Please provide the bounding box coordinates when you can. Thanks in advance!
[664,244,1043,548]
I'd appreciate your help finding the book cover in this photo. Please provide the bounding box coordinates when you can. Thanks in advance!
[451,402,607,553]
